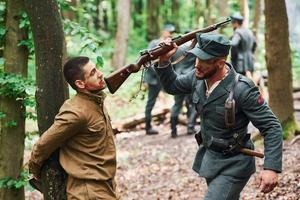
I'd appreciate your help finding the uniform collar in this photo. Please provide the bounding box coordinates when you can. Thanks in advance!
[77,91,106,104]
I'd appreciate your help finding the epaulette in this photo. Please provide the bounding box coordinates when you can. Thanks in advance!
[238,75,255,88]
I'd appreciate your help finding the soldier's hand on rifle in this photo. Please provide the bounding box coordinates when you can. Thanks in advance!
[158,38,178,62]
[256,169,278,193]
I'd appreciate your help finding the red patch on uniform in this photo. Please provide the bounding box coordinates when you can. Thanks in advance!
[257,94,264,105]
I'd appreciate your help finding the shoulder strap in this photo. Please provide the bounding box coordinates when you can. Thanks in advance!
[224,74,240,129]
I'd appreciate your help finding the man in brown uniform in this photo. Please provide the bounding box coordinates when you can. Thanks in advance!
[28,56,118,199]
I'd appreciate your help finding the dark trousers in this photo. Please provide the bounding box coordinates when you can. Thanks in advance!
[204,174,250,200]
[171,94,197,128]
[145,84,161,121]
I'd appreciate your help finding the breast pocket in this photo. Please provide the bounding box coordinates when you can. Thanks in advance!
[87,119,106,136]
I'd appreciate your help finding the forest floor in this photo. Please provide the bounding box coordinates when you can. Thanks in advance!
[25,93,300,200]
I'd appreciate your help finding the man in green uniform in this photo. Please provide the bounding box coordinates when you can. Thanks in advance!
[155,33,282,199]
[28,57,118,199]
[144,24,175,135]
[170,41,197,138]
[230,13,256,78]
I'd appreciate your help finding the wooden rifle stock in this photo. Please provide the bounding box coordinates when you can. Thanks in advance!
[105,18,231,94]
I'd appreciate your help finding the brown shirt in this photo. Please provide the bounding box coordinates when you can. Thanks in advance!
[29,91,116,181]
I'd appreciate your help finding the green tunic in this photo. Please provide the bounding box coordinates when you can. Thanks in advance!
[155,62,282,178]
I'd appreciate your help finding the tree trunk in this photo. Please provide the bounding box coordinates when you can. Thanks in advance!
[239,0,249,28]
[146,0,160,41]
[132,0,143,28]
[216,0,229,33]
[252,0,261,38]
[194,0,203,28]
[24,0,69,199]
[0,0,28,199]
[171,0,180,33]
[111,0,130,69]
[204,0,213,26]
[62,0,76,21]
[110,0,117,35]
[265,0,296,138]
[93,0,101,31]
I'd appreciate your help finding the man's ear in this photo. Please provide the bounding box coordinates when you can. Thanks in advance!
[74,80,85,89]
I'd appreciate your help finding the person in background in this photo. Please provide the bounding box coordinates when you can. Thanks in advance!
[230,13,256,79]
[143,24,176,135]
[170,40,197,138]
[28,57,118,199]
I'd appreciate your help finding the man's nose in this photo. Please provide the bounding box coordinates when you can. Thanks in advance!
[97,70,103,78]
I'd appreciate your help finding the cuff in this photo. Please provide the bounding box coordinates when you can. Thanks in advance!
[158,60,171,68]
[28,159,42,177]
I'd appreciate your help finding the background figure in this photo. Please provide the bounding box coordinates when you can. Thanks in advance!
[144,24,175,135]
[170,41,197,138]
[230,13,256,78]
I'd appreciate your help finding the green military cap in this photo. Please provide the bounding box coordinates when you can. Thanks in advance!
[187,33,231,60]
[230,12,244,22]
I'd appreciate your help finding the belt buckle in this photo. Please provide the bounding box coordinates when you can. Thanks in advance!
[222,144,234,155]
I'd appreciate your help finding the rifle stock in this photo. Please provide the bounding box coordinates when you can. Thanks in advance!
[105,18,231,94]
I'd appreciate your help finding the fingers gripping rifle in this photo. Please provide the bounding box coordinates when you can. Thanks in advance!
[105,18,231,94]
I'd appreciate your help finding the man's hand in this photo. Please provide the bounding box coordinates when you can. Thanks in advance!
[158,38,178,62]
[256,169,278,193]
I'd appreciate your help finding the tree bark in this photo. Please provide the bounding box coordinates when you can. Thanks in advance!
[132,0,143,28]
[194,0,203,28]
[0,0,28,199]
[111,0,131,69]
[61,0,77,21]
[171,0,180,33]
[252,0,261,38]
[24,0,69,199]
[204,0,213,26]
[146,0,160,41]
[216,0,229,33]
[239,0,250,28]
[265,0,295,137]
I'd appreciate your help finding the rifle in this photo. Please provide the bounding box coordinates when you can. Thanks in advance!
[105,18,231,94]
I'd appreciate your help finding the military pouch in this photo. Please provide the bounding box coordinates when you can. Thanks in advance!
[207,136,230,152]
[225,74,239,129]
[194,131,203,146]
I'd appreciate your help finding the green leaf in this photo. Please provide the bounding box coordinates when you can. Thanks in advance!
[5,120,17,127]
[96,56,104,68]
[0,112,6,119]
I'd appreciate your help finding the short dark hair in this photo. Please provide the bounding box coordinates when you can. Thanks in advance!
[63,56,90,90]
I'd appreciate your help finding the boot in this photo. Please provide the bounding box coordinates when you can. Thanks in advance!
[171,116,178,138]
[145,119,158,135]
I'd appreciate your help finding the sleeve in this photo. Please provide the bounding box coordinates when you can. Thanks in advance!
[237,81,283,172]
[231,32,242,47]
[155,62,195,95]
[28,105,85,176]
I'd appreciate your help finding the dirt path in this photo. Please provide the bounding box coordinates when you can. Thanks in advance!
[25,121,300,200]
[114,122,300,200]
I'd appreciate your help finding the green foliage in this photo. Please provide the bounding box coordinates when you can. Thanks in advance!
[0,72,33,99]
[0,171,30,189]
[291,48,300,84]
[4,120,17,127]
[0,72,37,120]
[0,1,6,46]
[17,11,34,55]
[0,111,6,119]
[57,0,71,11]
[64,19,104,67]
[282,117,300,139]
